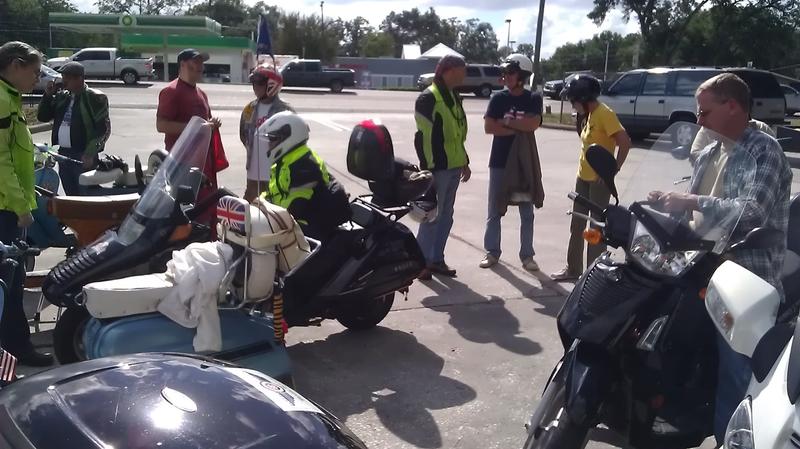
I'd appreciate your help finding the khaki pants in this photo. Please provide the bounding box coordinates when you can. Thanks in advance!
[567,178,611,273]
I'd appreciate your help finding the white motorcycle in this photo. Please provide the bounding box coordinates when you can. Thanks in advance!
[704,255,798,449]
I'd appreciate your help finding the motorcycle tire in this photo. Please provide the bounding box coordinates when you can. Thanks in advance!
[523,368,590,449]
[53,307,90,364]
[336,292,394,331]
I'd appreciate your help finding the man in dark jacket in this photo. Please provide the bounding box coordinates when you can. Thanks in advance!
[37,62,110,195]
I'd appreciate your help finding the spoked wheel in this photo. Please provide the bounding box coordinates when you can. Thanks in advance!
[336,292,394,330]
[53,307,90,364]
[523,366,590,449]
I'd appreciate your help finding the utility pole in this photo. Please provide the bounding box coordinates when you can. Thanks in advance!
[320,1,325,25]
[532,0,546,91]
[505,19,511,49]
[603,40,610,81]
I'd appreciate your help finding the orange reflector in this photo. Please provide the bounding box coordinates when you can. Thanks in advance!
[650,395,665,409]
[583,229,602,245]
[169,224,192,242]
[699,288,707,300]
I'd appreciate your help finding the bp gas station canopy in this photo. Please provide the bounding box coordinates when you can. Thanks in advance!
[48,13,225,80]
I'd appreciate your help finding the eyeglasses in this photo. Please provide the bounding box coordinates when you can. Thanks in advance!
[16,58,41,77]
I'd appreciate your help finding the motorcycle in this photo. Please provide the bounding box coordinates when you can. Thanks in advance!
[43,117,225,363]
[522,121,798,449]
[52,119,428,378]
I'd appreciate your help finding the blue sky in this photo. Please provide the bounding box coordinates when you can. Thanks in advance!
[69,0,639,58]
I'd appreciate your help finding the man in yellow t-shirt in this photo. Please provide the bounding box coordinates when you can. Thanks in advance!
[552,75,631,281]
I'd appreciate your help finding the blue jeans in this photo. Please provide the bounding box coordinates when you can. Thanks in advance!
[58,147,88,196]
[483,167,535,260]
[416,168,461,264]
[714,333,752,444]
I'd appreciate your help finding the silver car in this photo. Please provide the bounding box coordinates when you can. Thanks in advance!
[33,65,62,94]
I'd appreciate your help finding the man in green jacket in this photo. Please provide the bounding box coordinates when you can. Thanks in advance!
[414,54,471,280]
[37,62,110,195]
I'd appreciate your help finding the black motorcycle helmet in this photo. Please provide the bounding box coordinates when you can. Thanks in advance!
[562,74,602,104]
[0,353,368,449]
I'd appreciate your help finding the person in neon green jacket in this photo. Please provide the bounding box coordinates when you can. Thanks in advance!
[0,41,53,366]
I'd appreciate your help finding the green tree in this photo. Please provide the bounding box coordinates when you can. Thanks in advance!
[515,43,535,58]
[0,0,78,51]
[95,0,196,15]
[457,19,499,63]
[363,32,395,57]
[341,16,372,57]
[540,31,641,80]
[380,7,447,58]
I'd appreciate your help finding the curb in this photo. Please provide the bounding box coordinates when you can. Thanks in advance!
[29,123,52,134]
[540,122,576,131]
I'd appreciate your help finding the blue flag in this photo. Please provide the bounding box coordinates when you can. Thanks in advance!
[257,14,274,60]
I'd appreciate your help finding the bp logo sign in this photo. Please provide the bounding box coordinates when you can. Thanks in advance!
[120,14,136,26]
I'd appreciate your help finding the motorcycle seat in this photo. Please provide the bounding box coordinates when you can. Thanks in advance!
[50,193,139,221]
[84,273,174,319]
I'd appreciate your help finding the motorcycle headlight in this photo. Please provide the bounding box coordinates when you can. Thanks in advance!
[629,219,701,277]
[724,396,754,449]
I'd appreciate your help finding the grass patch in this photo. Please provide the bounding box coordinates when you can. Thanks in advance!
[22,105,40,126]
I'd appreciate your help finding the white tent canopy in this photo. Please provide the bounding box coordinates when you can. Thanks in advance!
[419,43,464,59]
[402,44,421,59]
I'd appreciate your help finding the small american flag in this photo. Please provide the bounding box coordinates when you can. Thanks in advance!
[217,196,247,234]
[0,349,17,384]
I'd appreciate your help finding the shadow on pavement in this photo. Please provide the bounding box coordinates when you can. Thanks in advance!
[420,277,542,356]
[489,263,569,318]
[289,327,476,449]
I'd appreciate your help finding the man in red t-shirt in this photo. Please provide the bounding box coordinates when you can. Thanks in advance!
[156,49,228,224]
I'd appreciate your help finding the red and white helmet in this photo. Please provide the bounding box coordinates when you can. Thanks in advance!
[249,63,283,98]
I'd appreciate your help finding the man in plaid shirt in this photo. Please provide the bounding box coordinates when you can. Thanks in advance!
[648,73,792,443]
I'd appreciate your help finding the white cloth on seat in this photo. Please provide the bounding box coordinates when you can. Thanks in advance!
[85,273,174,318]
[157,241,234,352]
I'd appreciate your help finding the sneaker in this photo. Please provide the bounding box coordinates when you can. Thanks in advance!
[522,257,540,272]
[428,262,457,277]
[550,267,580,281]
[417,268,432,281]
[480,254,499,268]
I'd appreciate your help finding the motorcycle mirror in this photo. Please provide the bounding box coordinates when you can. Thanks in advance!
[586,144,619,202]
[176,185,195,205]
[671,145,691,160]
[729,227,784,252]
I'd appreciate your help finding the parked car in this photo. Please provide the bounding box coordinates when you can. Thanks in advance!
[543,79,565,99]
[417,64,504,97]
[46,47,155,85]
[33,64,62,94]
[599,67,786,140]
[782,84,800,114]
[279,59,355,93]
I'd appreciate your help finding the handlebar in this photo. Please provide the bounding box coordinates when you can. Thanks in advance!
[0,241,41,260]
[185,187,237,221]
[35,145,82,165]
[568,191,605,216]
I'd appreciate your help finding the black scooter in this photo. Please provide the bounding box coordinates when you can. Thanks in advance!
[523,123,799,449]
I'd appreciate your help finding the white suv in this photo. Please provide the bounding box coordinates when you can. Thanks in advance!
[599,67,786,139]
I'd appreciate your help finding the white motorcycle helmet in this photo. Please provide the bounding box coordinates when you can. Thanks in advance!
[501,53,534,82]
[410,199,438,223]
[256,111,310,169]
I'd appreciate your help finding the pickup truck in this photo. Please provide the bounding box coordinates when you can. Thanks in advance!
[47,48,154,85]
[279,59,355,93]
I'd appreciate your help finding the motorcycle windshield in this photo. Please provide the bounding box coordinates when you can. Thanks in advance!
[614,121,756,255]
[131,116,211,220]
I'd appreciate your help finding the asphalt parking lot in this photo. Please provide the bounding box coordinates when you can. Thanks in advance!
[23,83,800,449]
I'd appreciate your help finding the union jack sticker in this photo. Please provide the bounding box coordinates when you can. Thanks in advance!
[217,196,247,234]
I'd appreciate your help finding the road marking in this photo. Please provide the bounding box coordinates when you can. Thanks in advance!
[303,115,351,132]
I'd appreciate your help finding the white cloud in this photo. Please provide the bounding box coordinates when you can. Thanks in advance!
[70,0,641,58]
